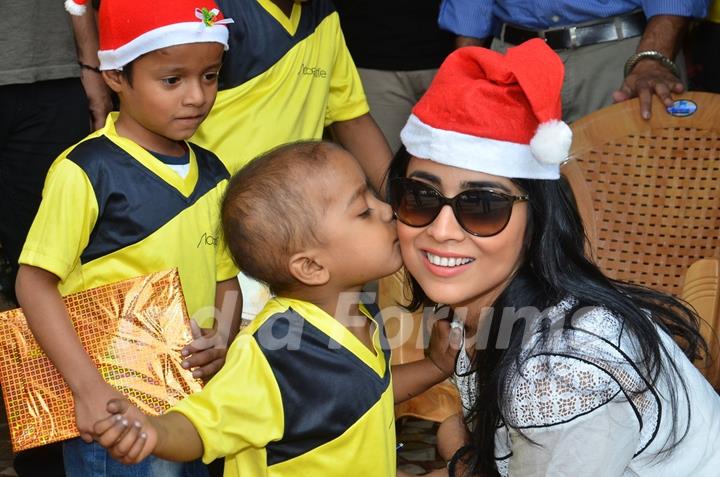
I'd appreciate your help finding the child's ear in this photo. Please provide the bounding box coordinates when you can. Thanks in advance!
[102,70,125,93]
[288,251,329,287]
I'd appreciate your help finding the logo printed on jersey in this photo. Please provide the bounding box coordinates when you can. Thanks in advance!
[298,63,327,78]
[197,232,217,247]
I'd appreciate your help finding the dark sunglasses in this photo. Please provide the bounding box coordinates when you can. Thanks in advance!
[388,177,529,237]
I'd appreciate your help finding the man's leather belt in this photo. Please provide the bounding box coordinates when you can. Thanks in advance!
[498,10,646,50]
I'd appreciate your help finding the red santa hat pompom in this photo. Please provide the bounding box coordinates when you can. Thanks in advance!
[65,0,87,16]
[68,0,233,70]
[400,38,572,180]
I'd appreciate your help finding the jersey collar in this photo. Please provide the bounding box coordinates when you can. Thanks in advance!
[256,0,302,36]
[248,296,388,378]
[100,113,199,198]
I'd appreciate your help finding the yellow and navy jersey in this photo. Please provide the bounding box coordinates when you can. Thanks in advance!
[171,297,396,477]
[711,0,720,22]
[192,0,369,174]
[19,114,238,327]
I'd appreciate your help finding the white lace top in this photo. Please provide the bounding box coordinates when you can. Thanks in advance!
[451,298,720,477]
[453,339,477,419]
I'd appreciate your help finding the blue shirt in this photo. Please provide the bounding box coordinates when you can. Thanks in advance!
[439,0,709,38]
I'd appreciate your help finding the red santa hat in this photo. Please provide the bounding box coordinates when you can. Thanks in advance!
[65,0,233,71]
[400,39,571,180]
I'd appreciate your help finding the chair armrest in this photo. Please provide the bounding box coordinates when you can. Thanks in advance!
[681,258,720,389]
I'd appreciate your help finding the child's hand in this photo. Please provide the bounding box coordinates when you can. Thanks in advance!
[427,318,462,378]
[93,398,157,465]
[181,320,228,381]
[73,380,126,443]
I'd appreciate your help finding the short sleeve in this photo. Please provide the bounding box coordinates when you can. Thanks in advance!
[210,180,238,282]
[506,397,640,476]
[215,243,239,282]
[505,354,623,429]
[502,351,642,476]
[19,159,98,280]
[215,220,239,283]
[502,302,662,455]
[325,16,369,125]
[438,0,495,38]
[170,335,284,462]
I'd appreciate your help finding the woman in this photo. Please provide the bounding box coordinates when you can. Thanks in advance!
[388,39,720,476]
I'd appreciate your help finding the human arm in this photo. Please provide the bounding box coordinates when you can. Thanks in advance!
[392,319,459,403]
[397,470,448,477]
[215,277,243,343]
[615,0,710,117]
[93,398,203,464]
[613,0,709,119]
[613,15,691,119]
[325,19,392,193]
[14,160,146,441]
[15,265,130,442]
[391,359,447,404]
[455,36,488,49]
[70,6,112,130]
[438,0,494,48]
[329,114,392,194]
[437,413,469,461]
[181,278,242,380]
[96,334,283,463]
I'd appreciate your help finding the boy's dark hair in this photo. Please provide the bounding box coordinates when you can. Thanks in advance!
[120,59,137,86]
[121,61,134,86]
[221,140,338,294]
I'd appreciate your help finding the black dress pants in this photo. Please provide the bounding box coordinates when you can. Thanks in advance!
[0,77,90,282]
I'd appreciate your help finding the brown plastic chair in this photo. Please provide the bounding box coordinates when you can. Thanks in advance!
[562,92,720,388]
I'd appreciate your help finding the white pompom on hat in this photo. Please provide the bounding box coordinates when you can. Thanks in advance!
[400,39,572,180]
[64,0,87,16]
[66,0,233,71]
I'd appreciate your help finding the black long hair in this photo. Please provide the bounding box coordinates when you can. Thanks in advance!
[387,148,708,476]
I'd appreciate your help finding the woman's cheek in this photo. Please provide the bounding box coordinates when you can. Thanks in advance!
[397,225,420,272]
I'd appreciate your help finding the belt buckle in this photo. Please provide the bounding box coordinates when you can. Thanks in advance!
[500,22,508,42]
[566,26,578,49]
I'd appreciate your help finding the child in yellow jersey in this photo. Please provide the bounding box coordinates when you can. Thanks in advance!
[15,1,241,476]
[92,141,459,477]
[195,0,396,323]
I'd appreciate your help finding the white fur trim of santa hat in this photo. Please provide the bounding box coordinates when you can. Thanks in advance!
[401,40,574,180]
[98,21,230,71]
[401,114,563,180]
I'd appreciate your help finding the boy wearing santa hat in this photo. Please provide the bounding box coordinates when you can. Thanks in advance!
[15,1,241,475]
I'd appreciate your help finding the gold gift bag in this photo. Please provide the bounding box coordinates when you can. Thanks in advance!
[0,269,202,452]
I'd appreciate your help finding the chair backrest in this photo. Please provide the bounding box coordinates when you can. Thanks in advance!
[562,92,720,388]
[564,92,720,296]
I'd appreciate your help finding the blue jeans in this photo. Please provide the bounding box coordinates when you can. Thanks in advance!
[63,438,209,477]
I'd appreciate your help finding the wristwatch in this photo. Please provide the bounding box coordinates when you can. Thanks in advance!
[623,50,681,78]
